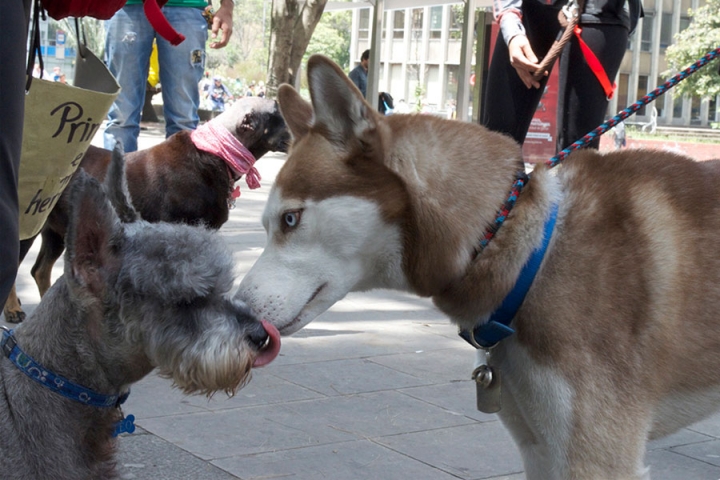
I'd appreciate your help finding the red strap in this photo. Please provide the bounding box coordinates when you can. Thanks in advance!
[573,26,616,99]
[143,0,185,46]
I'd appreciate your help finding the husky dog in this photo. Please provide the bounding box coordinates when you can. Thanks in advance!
[235,55,720,479]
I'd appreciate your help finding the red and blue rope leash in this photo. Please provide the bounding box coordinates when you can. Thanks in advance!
[477,46,720,254]
[547,46,720,169]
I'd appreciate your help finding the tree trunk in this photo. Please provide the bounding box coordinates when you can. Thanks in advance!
[267,0,328,98]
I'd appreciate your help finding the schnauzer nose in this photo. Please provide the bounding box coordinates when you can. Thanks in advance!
[246,321,269,349]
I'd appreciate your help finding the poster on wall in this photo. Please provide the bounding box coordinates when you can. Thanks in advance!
[521,68,559,164]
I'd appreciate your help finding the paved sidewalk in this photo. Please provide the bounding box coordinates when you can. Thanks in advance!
[4,128,720,479]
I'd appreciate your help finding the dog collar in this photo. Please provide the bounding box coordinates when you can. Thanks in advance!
[460,202,559,349]
[1,328,135,436]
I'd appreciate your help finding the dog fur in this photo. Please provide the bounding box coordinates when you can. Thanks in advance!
[235,55,720,479]
[0,145,280,479]
[4,96,290,323]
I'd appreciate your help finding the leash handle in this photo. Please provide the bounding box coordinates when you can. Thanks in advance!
[532,0,581,80]
[546,45,720,169]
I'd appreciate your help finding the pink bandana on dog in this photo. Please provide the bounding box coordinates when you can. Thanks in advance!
[190,121,261,199]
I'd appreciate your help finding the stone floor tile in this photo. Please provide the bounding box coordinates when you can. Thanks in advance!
[213,439,460,480]
[671,438,720,468]
[136,402,358,460]
[646,448,720,479]
[376,422,523,480]
[399,381,499,423]
[117,431,237,480]
[269,357,432,396]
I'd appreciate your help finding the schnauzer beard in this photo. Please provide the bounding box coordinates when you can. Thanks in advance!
[152,324,256,397]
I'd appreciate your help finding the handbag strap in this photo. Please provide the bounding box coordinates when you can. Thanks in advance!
[74,17,87,50]
[25,0,44,92]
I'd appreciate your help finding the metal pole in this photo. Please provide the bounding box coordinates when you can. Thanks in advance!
[367,0,384,109]
[456,0,476,121]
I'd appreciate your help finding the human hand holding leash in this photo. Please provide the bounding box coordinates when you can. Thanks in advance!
[210,0,234,49]
[508,35,544,89]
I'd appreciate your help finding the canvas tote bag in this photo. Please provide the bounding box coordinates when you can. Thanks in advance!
[18,16,120,240]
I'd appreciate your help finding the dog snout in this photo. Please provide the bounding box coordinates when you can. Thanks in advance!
[230,301,268,349]
[246,320,269,349]
[276,132,291,153]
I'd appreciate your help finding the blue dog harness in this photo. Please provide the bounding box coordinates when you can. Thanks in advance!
[1,327,135,437]
[459,202,559,349]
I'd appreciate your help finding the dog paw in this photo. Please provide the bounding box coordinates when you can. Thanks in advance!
[5,310,26,324]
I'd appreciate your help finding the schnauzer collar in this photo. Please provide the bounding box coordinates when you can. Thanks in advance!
[1,328,134,436]
[460,202,559,349]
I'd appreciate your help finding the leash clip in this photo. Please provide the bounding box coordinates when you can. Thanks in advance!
[561,0,579,22]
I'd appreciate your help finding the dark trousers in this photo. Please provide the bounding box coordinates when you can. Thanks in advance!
[0,0,31,305]
[481,0,628,151]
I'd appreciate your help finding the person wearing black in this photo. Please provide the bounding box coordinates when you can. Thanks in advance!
[0,0,31,307]
[481,0,642,151]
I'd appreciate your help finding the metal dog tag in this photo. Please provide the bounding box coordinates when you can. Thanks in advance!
[473,364,501,414]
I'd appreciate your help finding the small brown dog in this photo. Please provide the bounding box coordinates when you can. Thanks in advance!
[5,96,290,322]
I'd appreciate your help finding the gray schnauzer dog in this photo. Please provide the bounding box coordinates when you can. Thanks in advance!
[0,146,280,479]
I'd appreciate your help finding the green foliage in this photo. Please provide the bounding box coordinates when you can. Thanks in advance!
[206,0,269,83]
[304,11,351,70]
[664,0,720,98]
[414,84,425,112]
[449,4,464,41]
[298,10,351,90]
[226,60,267,84]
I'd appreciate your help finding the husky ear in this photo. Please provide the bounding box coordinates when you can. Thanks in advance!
[104,141,138,223]
[306,54,377,144]
[277,84,313,140]
[66,171,123,297]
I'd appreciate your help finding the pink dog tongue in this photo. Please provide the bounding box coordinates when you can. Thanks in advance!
[253,320,281,367]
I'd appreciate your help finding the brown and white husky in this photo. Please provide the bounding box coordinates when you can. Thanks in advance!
[235,54,720,479]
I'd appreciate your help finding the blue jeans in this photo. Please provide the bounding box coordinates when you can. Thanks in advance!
[104,5,207,152]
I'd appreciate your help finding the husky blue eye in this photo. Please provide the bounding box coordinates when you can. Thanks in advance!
[283,211,300,228]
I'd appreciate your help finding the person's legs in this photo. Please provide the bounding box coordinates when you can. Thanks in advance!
[557,23,628,150]
[482,36,550,144]
[0,0,31,305]
[481,0,562,144]
[156,7,207,138]
[104,5,155,152]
